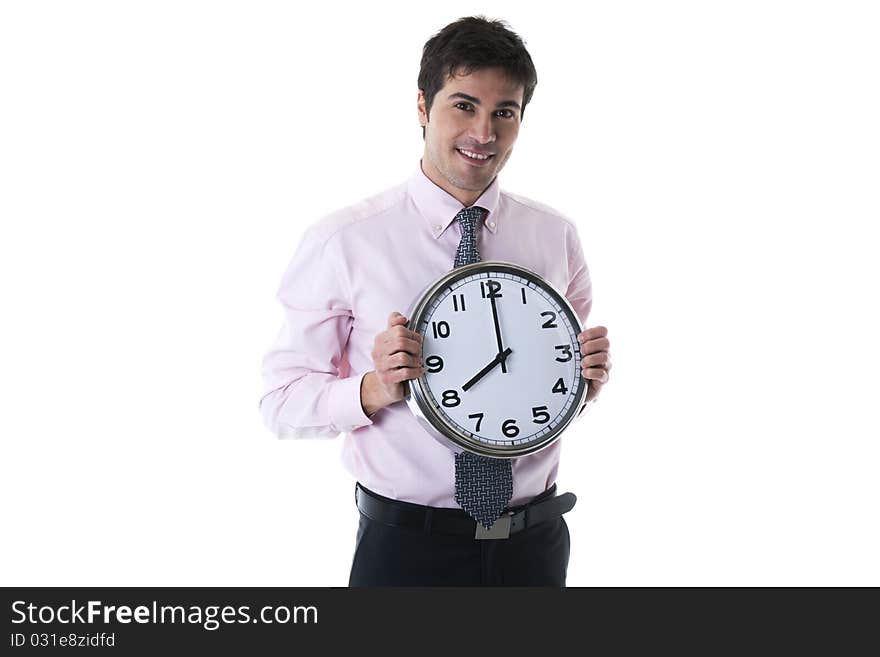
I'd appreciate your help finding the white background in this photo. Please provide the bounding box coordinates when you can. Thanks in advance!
[1,0,878,586]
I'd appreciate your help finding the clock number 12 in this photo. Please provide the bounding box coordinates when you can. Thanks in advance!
[481,280,503,299]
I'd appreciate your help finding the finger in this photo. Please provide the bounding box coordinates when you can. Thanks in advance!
[580,337,610,354]
[387,312,408,328]
[581,352,610,367]
[389,365,425,383]
[386,352,422,369]
[581,367,610,384]
[386,324,423,345]
[585,380,602,402]
[577,326,608,342]
[384,336,424,356]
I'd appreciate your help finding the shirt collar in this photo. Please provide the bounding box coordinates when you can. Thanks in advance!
[407,159,501,239]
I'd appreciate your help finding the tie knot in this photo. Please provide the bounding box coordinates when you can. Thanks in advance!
[452,206,485,268]
[455,206,487,232]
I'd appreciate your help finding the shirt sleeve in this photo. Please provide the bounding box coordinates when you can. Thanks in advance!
[258,225,374,439]
[565,224,592,325]
[564,221,595,417]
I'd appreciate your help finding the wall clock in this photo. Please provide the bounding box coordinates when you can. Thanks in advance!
[406,261,588,459]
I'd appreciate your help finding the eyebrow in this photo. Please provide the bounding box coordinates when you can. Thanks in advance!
[447,92,521,111]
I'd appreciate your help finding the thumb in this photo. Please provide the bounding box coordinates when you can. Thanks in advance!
[387,311,407,328]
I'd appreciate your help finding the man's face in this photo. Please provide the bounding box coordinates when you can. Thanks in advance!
[417,67,523,204]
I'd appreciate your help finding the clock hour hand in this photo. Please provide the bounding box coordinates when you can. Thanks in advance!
[462,347,513,392]
[489,292,508,373]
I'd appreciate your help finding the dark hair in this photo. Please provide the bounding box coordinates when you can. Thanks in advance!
[418,15,538,139]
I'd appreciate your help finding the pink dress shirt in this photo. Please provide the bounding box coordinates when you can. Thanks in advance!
[259,160,593,507]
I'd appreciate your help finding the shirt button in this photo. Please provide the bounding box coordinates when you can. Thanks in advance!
[488,221,496,228]
[434,225,442,231]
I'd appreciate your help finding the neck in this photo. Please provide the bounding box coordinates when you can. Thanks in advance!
[420,158,492,208]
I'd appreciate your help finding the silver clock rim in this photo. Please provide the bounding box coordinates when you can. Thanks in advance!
[404,260,587,460]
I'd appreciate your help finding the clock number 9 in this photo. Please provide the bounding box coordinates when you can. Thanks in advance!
[425,355,444,373]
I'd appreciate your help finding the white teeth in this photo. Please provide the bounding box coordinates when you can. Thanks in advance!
[458,148,490,160]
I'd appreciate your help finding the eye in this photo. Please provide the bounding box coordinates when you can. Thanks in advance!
[455,102,516,119]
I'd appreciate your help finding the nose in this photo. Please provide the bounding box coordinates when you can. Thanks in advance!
[468,114,496,145]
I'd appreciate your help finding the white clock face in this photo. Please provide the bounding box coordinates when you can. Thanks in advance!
[411,263,585,457]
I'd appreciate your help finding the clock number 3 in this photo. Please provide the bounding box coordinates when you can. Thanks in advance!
[554,345,572,362]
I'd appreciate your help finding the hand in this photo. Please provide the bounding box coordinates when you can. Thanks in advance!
[462,347,513,392]
[363,312,424,414]
[577,326,611,403]
[489,290,507,374]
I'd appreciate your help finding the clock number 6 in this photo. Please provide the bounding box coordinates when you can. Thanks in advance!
[502,419,519,438]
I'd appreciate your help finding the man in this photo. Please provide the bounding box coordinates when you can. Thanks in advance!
[259,16,611,586]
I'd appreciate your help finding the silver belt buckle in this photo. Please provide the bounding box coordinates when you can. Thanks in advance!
[474,512,513,540]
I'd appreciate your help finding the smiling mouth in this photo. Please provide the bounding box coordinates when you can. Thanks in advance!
[456,148,496,164]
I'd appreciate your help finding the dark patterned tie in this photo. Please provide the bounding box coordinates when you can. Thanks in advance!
[451,206,514,530]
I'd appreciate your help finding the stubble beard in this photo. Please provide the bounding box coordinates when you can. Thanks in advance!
[430,143,510,192]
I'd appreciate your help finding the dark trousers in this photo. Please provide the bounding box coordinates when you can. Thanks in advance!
[348,485,571,587]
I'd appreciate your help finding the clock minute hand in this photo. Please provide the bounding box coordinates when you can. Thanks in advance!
[489,292,508,374]
[462,347,513,392]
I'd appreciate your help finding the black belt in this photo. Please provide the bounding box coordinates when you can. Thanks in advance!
[355,482,577,540]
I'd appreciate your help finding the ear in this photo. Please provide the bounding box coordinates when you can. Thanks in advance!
[417,89,427,126]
